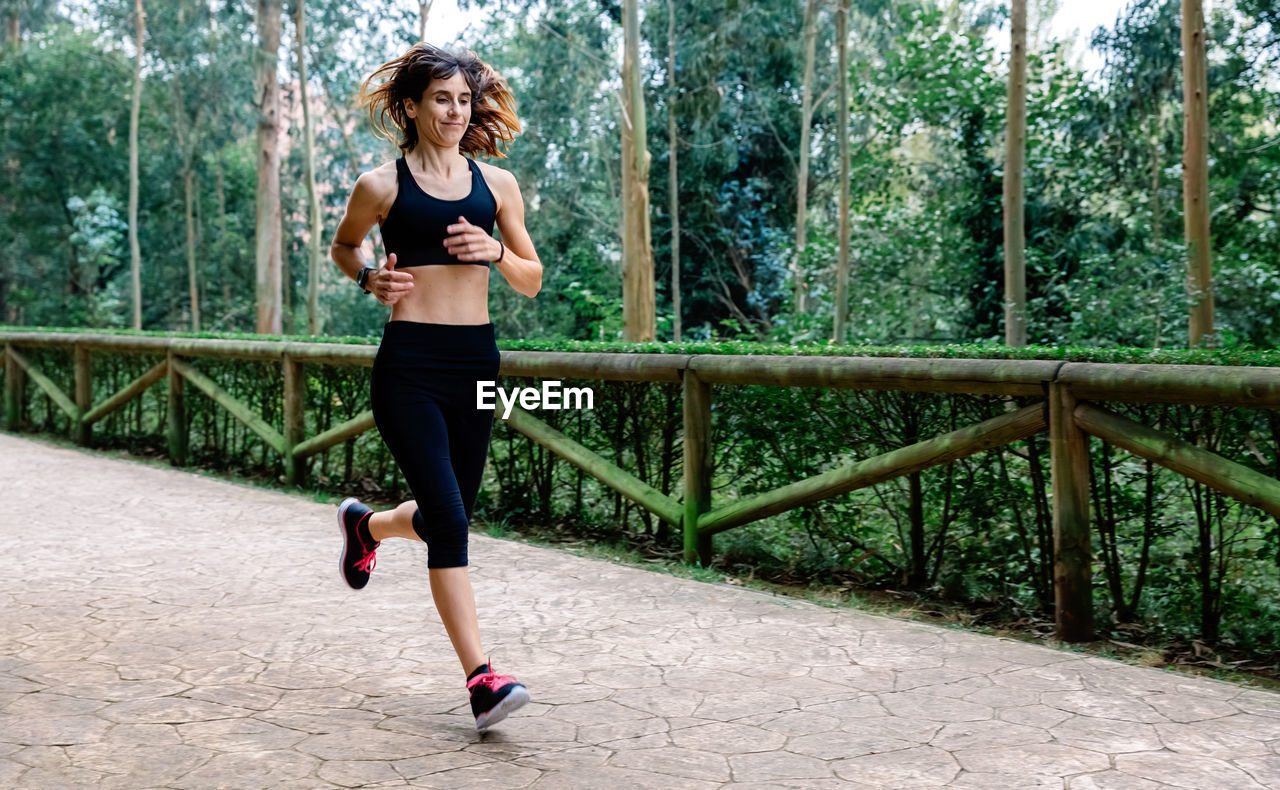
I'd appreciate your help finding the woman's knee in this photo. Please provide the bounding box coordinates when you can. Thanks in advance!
[412,507,471,568]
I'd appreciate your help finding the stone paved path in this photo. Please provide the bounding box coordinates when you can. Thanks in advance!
[4,432,1280,789]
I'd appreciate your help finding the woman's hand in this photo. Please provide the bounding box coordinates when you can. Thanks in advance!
[370,252,415,306]
[443,216,502,262]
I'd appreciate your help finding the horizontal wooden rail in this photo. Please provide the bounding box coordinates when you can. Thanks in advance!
[688,355,1062,396]
[1074,403,1280,518]
[500,351,688,383]
[697,402,1048,536]
[1060,362,1280,408]
[4,332,1280,406]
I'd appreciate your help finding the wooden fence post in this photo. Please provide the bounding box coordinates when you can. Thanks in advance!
[283,353,305,486]
[682,369,713,565]
[4,343,23,430]
[74,344,92,446]
[167,350,188,466]
[1050,381,1094,641]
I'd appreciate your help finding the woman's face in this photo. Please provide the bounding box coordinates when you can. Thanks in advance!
[407,71,472,149]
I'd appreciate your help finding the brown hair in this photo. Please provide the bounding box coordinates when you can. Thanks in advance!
[357,43,521,158]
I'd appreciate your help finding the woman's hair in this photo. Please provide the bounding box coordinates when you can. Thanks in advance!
[357,43,521,158]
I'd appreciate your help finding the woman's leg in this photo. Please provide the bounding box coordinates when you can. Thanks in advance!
[428,567,486,676]
[367,500,420,542]
[370,381,488,677]
[366,502,486,676]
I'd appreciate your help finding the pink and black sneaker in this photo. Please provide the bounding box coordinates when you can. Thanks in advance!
[337,497,379,590]
[467,659,530,731]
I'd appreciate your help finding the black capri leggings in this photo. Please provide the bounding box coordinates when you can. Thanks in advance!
[370,320,500,568]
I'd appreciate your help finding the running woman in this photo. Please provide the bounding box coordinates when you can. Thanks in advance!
[328,43,541,731]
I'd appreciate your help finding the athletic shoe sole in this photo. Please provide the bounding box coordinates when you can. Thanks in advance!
[474,684,531,731]
[337,496,365,589]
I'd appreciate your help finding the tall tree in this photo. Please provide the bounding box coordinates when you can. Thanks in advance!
[621,0,655,341]
[1003,0,1027,346]
[832,0,851,344]
[1181,0,1213,347]
[254,0,283,334]
[295,0,322,335]
[172,78,204,331]
[793,0,818,315]
[128,0,145,330]
[666,0,681,342]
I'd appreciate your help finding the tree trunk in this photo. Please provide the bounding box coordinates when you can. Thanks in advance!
[185,165,200,330]
[129,0,145,330]
[1181,0,1213,348]
[667,0,681,342]
[621,0,655,342]
[296,0,322,336]
[255,0,283,335]
[1151,109,1163,348]
[1003,0,1027,347]
[793,0,818,316]
[172,79,204,333]
[832,0,851,344]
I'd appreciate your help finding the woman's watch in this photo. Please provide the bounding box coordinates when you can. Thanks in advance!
[356,266,376,294]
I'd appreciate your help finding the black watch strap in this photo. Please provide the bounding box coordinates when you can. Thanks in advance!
[356,266,375,293]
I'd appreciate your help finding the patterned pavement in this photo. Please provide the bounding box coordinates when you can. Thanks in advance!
[3,431,1280,789]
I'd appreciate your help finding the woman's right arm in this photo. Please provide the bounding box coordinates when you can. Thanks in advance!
[330,174,413,305]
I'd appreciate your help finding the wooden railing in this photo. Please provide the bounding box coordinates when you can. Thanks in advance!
[5,330,1280,643]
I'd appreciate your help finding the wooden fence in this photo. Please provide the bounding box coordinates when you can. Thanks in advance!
[5,330,1280,643]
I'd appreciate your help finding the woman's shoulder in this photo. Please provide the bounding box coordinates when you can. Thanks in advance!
[358,159,401,195]
[473,159,517,184]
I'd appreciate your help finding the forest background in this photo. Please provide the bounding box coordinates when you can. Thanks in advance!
[2,0,1277,349]
[4,0,1280,677]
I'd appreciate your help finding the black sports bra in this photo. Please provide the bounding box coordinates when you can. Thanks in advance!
[379,156,498,267]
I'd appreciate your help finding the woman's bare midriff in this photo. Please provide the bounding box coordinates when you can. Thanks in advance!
[386,263,492,325]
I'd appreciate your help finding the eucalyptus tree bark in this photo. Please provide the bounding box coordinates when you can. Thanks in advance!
[418,0,433,43]
[621,0,655,342]
[1181,0,1213,348]
[172,80,204,332]
[832,0,851,344]
[254,0,283,335]
[1150,108,1164,347]
[667,0,681,342]
[128,0,144,330]
[1003,0,1027,347]
[296,0,322,335]
[793,0,818,315]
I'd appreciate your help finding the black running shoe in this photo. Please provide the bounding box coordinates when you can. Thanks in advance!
[467,660,531,731]
[337,497,379,590]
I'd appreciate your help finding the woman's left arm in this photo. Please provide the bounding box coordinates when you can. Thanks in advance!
[445,168,541,298]
[444,168,542,297]
[492,169,542,297]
